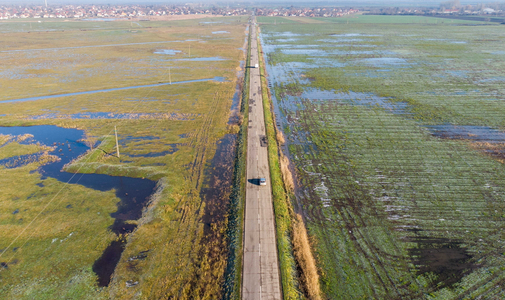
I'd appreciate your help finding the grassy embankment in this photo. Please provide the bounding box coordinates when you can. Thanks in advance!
[0,17,249,299]
[257,26,321,300]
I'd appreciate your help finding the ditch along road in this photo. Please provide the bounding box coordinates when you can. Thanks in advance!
[241,21,282,300]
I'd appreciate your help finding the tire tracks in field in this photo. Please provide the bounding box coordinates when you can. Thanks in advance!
[178,90,221,224]
[158,87,226,298]
[298,102,426,299]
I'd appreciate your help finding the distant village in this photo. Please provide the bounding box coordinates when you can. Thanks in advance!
[0,2,503,21]
[0,4,360,20]
[254,7,359,18]
[0,4,248,20]
[367,0,505,16]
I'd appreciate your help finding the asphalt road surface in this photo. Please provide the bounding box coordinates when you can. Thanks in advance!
[241,20,282,300]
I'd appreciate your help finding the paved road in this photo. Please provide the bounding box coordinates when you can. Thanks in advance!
[242,20,282,300]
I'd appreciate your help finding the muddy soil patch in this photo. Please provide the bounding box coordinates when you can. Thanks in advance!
[408,237,478,290]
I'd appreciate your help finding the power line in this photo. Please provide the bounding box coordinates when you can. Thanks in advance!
[0,54,175,268]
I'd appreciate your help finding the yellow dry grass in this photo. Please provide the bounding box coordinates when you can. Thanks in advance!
[469,141,505,164]
[276,130,286,145]
[280,153,294,192]
[292,213,321,300]
[16,133,33,142]
[0,134,11,145]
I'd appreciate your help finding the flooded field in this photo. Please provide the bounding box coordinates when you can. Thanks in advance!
[0,16,247,299]
[260,15,505,299]
[0,126,157,287]
[0,77,226,104]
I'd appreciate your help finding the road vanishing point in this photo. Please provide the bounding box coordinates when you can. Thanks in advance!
[241,20,282,300]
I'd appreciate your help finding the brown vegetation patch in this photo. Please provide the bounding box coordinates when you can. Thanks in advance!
[469,141,505,163]
[276,130,286,145]
[16,133,33,142]
[38,152,60,165]
[280,153,294,192]
[293,214,321,300]
[0,134,12,145]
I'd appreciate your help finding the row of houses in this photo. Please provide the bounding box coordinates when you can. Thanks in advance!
[0,4,249,20]
[368,4,504,16]
[254,7,359,18]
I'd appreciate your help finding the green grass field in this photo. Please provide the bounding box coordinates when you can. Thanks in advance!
[259,16,505,299]
[0,16,248,299]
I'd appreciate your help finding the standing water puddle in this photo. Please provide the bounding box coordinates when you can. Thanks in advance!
[200,134,237,234]
[0,125,156,287]
[425,125,505,141]
[299,88,409,114]
[227,61,244,125]
[154,49,182,55]
[359,57,409,67]
[171,57,227,62]
[426,125,505,160]
[197,134,236,291]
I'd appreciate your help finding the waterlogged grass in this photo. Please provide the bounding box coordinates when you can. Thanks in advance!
[0,17,247,299]
[260,17,505,299]
[0,17,246,101]
[261,20,505,126]
[0,141,43,160]
[0,163,118,299]
[291,103,505,298]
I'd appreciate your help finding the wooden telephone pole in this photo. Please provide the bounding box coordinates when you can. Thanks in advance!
[115,126,120,158]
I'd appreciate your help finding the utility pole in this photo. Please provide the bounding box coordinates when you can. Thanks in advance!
[114,126,120,158]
